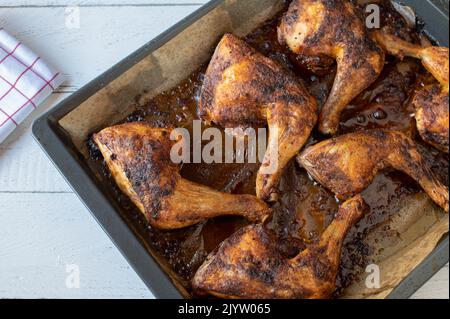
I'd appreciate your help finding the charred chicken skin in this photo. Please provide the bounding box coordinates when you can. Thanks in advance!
[278,0,385,135]
[93,123,271,230]
[412,76,449,153]
[192,195,365,299]
[298,130,449,212]
[199,33,318,202]
[372,31,449,153]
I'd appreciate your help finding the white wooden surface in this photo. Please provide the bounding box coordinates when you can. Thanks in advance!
[0,0,448,299]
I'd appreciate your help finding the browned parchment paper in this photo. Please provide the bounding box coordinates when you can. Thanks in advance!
[58,0,449,299]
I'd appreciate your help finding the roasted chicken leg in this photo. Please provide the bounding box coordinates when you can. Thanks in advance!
[278,0,385,135]
[192,195,365,299]
[298,130,449,212]
[412,79,449,153]
[372,31,449,92]
[372,31,449,153]
[199,33,318,202]
[93,123,271,230]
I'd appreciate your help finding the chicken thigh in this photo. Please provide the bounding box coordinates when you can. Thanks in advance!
[192,195,365,299]
[412,77,449,153]
[372,31,449,92]
[278,0,385,135]
[199,33,318,202]
[93,123,271,230]
[298,130,449,212]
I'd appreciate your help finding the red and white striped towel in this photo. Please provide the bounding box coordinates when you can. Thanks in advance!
[0,28,64,143]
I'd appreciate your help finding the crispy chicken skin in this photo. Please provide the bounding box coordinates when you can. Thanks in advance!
[412,79,449,153]
[192,195,365,299]
[372,31,449,153]
[278,0,385,135]
[298,130,449,212]
[93,123,271,230]
[199,33,318,202]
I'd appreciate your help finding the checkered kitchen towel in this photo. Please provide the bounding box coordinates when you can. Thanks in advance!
[0,28,64,143]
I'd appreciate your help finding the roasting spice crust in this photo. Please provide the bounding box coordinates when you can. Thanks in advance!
[199,33,318,202]
[193,195,365,299]
[94,122,271,230]
[298,130,449,212]
[278,0,385,135]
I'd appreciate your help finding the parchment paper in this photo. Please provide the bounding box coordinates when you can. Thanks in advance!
[58,0,449,299]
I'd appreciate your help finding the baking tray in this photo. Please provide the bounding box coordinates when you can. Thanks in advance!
[32,0,449,299]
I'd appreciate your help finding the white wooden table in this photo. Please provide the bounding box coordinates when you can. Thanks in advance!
[0,0,448,299]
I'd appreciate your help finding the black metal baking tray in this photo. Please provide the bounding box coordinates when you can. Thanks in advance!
[32,0,449,299]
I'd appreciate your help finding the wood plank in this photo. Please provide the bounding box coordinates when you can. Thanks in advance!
[0,5,201,92]
[412,264,449,299]
[2,1,207,6]
[0,192,154,299]
[0,93,73,193]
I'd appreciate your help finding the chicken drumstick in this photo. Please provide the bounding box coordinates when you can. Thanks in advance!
[298,130,449,212]
[94,123,271,230]
[372,31,449,153]
[193,195,365,299]
[278,0,385,135]
[199,33,318,202]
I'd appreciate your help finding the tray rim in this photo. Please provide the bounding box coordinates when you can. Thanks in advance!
[32,0,449,299]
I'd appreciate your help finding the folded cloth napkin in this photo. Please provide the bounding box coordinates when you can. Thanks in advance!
[0,28,64,143]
